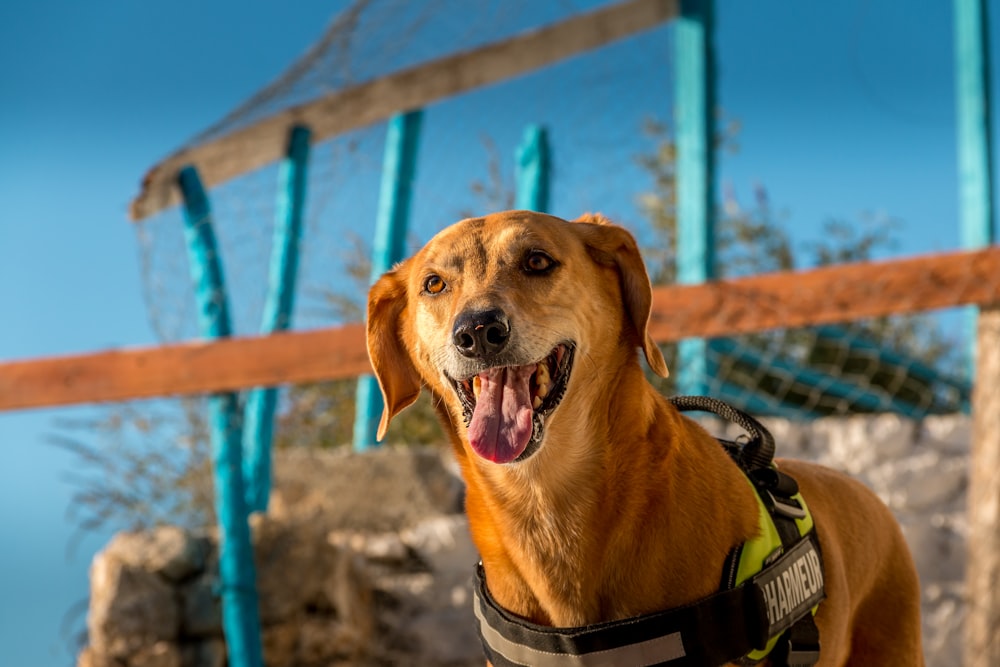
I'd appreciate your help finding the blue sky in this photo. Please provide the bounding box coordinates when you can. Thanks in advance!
[0,3,339,664]
[0,1,992,665]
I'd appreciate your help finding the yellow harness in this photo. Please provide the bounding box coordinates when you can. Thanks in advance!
[472,397,826,667]
[733,472,821,664]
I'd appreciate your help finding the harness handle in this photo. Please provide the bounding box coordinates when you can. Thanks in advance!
[668,395,775,470]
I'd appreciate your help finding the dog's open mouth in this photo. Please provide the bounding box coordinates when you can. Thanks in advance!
[451,343,575,464]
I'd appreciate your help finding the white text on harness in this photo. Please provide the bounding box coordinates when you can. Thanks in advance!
[756,539,825,636]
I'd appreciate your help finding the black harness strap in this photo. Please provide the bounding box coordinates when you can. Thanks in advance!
[473,563,767,667]
[772,617,822,667]
[474,533,825,667]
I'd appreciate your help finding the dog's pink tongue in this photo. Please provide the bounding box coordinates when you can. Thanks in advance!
[468,365,534,463]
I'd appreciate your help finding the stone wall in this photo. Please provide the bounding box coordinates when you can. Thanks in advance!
[724,414,969,664]
[77,447,482,667]
[78,415,970,666]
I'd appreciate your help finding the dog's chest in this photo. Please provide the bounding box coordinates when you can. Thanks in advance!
[500,497,603,623]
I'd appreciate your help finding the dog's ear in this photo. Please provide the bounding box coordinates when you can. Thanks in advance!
[573,214,669,378]
[366,260,423,440]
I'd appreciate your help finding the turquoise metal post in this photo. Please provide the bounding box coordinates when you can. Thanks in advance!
[243,126,311,513]
[515,125,551,212]
[353,110,424,450]
[178,166,263,667]
[955,0,996,381]
[675,0,717,395]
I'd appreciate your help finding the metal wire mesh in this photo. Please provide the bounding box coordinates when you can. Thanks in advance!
[133,0,983,426]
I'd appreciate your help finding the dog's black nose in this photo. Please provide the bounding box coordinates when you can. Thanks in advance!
[453,309,510,358]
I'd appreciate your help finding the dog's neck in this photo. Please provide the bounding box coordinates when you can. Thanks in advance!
[451,362,760,628]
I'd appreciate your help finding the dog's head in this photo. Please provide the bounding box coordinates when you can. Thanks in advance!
[366,210,667,464]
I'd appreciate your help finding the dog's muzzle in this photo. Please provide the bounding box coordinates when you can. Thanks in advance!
[449,338,576,465]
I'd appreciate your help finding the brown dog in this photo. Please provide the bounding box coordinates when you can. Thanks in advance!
[366,211,924,665]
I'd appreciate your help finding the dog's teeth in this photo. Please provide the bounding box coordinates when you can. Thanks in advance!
[536,363,550,385]
[532,396,543,409]
[473,375,482,399]
[536,381,549,398]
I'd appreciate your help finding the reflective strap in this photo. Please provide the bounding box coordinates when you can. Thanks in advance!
[474,594,685,667]
[472,562,767,667]
[471,536,824,667]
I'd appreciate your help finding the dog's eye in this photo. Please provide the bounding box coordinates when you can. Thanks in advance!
[524,250,556,274]
[423,274,446,295]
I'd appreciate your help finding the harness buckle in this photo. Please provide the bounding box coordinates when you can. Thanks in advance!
[765,490,807,521]
[782,625,821,667]
[775,606,822,667]
[786,646,821,667]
